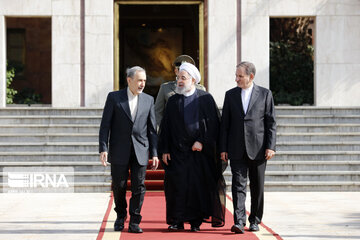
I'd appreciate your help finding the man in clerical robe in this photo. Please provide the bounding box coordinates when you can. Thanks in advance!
[158,62,226,232]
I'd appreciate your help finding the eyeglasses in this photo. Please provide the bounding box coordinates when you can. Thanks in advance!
[176,76,191,81]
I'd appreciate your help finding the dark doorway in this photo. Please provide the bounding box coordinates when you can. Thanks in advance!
[270,17,314,106]
[6,17,52,105]
[118,4,199,97]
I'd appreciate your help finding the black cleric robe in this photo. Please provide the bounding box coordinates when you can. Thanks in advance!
[158,89,226,227]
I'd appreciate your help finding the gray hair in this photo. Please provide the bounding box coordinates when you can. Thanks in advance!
[126,66,146,79]
[236,61,256,76]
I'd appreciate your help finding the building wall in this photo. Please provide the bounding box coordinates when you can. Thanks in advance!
[207,0,238,106]
[0,0,113,107]
[241,0,360,106]
[0,0,359,107]
[85,0,113,107]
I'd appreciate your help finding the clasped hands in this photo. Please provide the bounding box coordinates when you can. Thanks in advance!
[99,152,159,170]
[162,141,203,166]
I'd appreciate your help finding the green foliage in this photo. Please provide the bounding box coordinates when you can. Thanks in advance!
[270,18,314,105]
[6,62,18,104]
[14,87,42,105]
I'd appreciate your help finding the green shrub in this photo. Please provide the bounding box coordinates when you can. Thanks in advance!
[6,62,17,104]
[14,87,42,105]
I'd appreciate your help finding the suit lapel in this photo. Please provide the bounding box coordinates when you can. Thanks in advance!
[118,89,132,122]
[247,84,260,114]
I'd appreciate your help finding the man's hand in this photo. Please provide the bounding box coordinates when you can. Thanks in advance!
[220,152,228,162]
[265,149,275,160]
[162,153,171,166]
[100,152,108,166]
[192,141,203,152]
[151,157,159,170]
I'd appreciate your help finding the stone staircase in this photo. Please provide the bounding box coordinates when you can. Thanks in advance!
[0,108,163,193]
[0,107,359,192]
[223,107,360,191]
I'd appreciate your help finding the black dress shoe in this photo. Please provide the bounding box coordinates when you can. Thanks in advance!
[114,217,125,231]
[190,226,200,232]
[249,222,259,231]
[231,224,244,234]
[128,224,143,233]
[168,223,184,231]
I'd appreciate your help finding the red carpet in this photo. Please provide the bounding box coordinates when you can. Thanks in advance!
[119,192,259,240]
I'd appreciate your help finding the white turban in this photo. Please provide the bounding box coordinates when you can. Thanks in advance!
[179,62,201,84]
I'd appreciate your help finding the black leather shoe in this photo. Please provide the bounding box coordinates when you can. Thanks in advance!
[128,224,143,233]
[249,222,259,231]
[114,217,125,231]
[168,223,184,231]
[190,226,200,232]
[231,224,244,234]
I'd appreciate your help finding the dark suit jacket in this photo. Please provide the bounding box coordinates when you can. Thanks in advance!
[99,89,158,166]
[219,84,276,160]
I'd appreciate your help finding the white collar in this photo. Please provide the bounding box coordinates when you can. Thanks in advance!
[183,87,196,97]
[242,83,254,93]
[127,87,138,99]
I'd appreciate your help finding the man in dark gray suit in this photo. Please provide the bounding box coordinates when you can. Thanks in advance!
[99,66,159,233]
[219,61,276,234]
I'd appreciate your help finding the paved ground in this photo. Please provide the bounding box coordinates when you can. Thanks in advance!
[0,192,359,240]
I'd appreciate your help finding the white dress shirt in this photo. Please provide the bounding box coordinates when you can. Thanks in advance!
[241,83,254,114]
[127,87,138,121]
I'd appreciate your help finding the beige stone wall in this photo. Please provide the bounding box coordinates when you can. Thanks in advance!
[0,0,113,107]
[239,0,360,106]
[1,0,359,107]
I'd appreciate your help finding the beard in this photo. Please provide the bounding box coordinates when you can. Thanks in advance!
[175,81,192,95]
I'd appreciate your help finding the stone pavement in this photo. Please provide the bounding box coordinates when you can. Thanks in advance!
[0,192,359,240]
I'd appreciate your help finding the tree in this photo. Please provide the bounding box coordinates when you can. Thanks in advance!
[270,18,314,105]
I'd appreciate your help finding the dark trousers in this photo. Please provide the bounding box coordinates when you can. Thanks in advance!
[111,146,147,226]
[230,153,267,226]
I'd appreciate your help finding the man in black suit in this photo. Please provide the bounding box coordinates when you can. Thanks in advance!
[219,61,276,234]
[99,66,159,233]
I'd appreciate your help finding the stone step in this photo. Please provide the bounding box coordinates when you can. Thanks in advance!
[277,124,360,132]
[224,171,360,181]
[0,124,99,134]
[225,181,360,192]
[277,132,360,141]
[0,116,101,124]
[277,115,360,124]
[265,161,360,171]
[2,132,360,143]
[0,107,103,116]
[275,106,360,115]
[3,151,358,162]
[0,142,98,152]
[0,152,99,162]
[277,142,360,151]
[0,133,98,142]
[272,151,360,161]
[0,161,108,172]
[0,170,164,183]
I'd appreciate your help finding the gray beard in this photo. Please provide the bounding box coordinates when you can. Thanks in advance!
[175,85,191,95]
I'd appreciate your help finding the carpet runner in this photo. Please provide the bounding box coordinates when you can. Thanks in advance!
[97,192,282,240]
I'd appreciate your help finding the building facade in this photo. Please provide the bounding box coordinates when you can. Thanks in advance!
[0,0,359,108]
